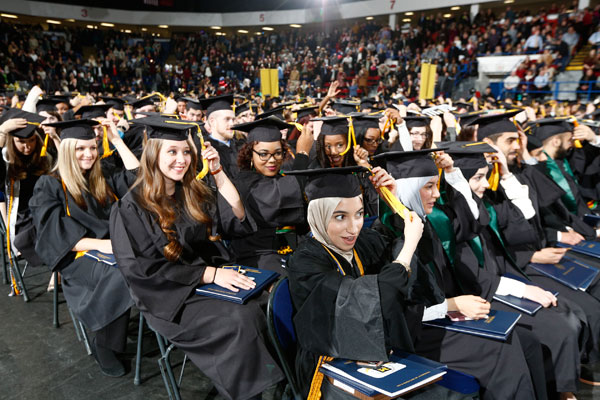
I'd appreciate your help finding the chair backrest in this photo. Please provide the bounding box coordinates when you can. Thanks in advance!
[266,277,302,400]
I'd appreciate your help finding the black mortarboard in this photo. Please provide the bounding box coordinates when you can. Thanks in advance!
[256,106,284,120]
[130,95,160,110]
[332,100,359,115]
[526,133,543,152]
[456,111,485,128]
[36,98,60,113]
[44,119,99,140]
[446,141,496,179]
[294,106,319,121]
[360,98,377,111]
[281,166,366,201]
[130,117,194,141]
[50,95,72,107]
[199,94,233,117]
[182,97,203,111]
[404,115,431,130]
[98,96,126,111]
[585,109,600,121]
[74,104,112,119]
[232,116,291,142]
[234,101,255,116]
[352,114,380,132]
[454,101,475,112]
[313,116,349,136]
[373,146,449,179]
[133,111,180,119]
[529,118,573,142]
[469,110,521,140]
[0,108,45,138]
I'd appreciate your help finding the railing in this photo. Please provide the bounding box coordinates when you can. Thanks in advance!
[500,80,600,101]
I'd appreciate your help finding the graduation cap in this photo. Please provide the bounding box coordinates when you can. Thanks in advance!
[98,96,126,111]
[404,115,431,130]
[332,100,359,115]
[50,95,72,107]
[281,166,367,201]
[130,94,161,110]
[199,94,233,117]
[312,116,349,136]
[234,101,255,116]
[585,109,600,121]
[468,110,521,140]
[373,146,449,179]
[352,114,380,132]
[360,98,377,111]
[0,108,45,139]
[529,117,573,142]
[294,105,319,121]
[36,98,60,113]
[132,117,195,141]
[446,141,497,180]
[74,104,112,119]
[256,106,284,120]
[232,116,292,142]
[44,119,99,141]
[454,101,475,112]
[182,97,203,111]
[456,111,485,128]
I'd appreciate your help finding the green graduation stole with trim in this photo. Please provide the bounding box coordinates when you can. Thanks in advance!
[543,151,578,215]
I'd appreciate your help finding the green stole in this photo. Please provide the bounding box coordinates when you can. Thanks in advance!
[543,151,578,215]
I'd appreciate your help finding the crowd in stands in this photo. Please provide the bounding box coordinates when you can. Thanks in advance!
[1,3,600,103]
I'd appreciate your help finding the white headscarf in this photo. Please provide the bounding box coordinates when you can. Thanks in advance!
[394,176,436,219]
[307,196,361,264]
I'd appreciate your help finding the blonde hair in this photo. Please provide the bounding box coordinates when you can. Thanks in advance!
[54,138,114,209]
[133,138,213,261]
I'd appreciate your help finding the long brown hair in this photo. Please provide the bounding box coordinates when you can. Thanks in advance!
[133,138,213,261]
[6,131,51,181]
[55,139,115,209]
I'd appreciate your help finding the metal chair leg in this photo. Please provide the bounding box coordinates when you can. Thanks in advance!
[53,271,60,328]
[22,261,28,277]
[9,257,29,302]
[178,354,187,387]
[79,321,93,356]
[134,313,145,385]
[0,231,7,285]
[69,308,83,342]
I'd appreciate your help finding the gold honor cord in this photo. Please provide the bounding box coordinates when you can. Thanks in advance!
[139,91,168,112]
[292,122,304,132]
[339,116,356,156]
[488,161,500,191]
[569,117,583,148]
[163,120,209,179]
[6,180,21,295]
[101,125,114,159]
[381,117,395,139]
[124,107,134,121]
[365,166,412,221]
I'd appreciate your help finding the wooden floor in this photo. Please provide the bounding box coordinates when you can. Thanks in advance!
[1,263,599,400]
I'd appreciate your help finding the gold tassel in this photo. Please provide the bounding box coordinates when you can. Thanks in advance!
[570,117,583,148]
[101,126,114,159]
[40,133,49,157]
[307,355,333,400]
[488,161,500,191]
[339,116,356,156]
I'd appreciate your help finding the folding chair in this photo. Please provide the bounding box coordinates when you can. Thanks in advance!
[0,217,29,301]
[266,278,480,399]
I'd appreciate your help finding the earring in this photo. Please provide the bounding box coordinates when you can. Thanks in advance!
[250,160,254,169]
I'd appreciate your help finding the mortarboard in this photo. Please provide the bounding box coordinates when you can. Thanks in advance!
[98,96,126,111]
[373,146,449,179]
[468,110,521,140]
[446,141,497,180]
[44,119,99,141]
[232,116,291,143]
[36,99,61,114]
[281,166,366,201]
[0,108,45,139]
[199,94,233,117]
[130,117,195,141]
[256,106,284,120]
[360,98,377,111]
[529,117,573,142]
[74,104,112,120]
[404,115,431,130]
[182,97,203,111]
[312,116,349,136]
[332,100,360,115]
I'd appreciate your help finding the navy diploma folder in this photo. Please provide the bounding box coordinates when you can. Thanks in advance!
[195,265,279,304]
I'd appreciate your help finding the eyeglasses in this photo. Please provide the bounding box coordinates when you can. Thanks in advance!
[253,149,284,161]
[363,137,383,145]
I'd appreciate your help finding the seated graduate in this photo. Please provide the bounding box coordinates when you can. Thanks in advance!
[0,109,52,273]
[352,113,385,157]
[231,116,313,274]
[109,118,283,400]
[29,119,140,377]
[285,166,439,399]
[566,120,600,207]
[373,148,542,400]
[445,141,584,399]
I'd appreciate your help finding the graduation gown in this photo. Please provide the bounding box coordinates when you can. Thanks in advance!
[231,157,308,274]
[376,206,537,400]
[452,196,583,393]
[288,229,433,399]
[29,171,136,332]
[567,144,600,205]
[205,135,242,179]
[109,186,283,400]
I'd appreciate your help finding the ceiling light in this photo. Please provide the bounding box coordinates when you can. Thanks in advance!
[101,22,114,27]
[290,24,302,28]
[141,27,147,31]
[262,26,274,31]
[451,6,460,11]
[443,14,452,18]
[504,0,514,3]
[255,32,262,35]
[405,12,414,16]
[125,29,131,33]
[46,19,61,25]
[1,13,18,19]
[366,16,374,20]
[66,18,75,22]
[211,26,221,30]
[158,24,168,28]
[238,29,248,33]
[86,25,94,29]
[403,18,411,22]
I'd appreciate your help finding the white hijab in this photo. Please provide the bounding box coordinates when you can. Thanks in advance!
[307,196,361,264]
[394,176,436,219]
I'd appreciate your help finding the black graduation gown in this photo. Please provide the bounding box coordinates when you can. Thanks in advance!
[29,171,136,332]
[205,136,242,179]
[231,157,308,274]
[452,196,583,393]
[288,229,431,399]
[376,208,537,400]
[567,144,600,205]
[109,187,283,400]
